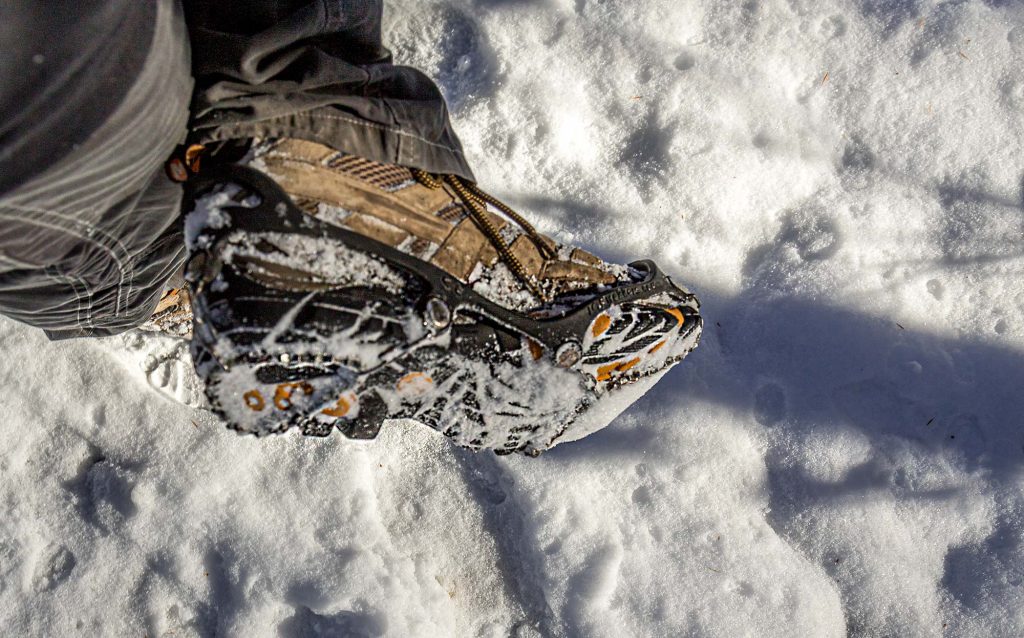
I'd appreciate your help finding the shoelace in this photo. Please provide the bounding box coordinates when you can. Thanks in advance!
[411,169,557,300]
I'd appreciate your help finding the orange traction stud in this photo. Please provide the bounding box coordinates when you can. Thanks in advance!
[596,357,642,382]
[664,307,685,326]
[396,372,433,395]
[591,314,612,338]
[244,390,266,412]
[526,339,544,361]
[273,382,314,410]
[321,394,355,418]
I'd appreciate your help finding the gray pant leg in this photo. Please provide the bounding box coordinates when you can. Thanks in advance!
[0,1,156,194]
[185,0,474,181]
[0,0,470,339]
[0,0,191,338]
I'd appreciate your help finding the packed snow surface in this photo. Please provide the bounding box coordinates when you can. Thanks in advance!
[2,0,1024,635]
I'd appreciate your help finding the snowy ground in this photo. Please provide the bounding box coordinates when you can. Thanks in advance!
[2,0,1023,636]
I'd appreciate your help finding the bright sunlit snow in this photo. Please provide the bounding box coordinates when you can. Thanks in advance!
[2,1,1023,636]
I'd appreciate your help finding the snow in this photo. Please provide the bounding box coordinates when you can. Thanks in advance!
[2,0,1023,636]
[219,231,407,294]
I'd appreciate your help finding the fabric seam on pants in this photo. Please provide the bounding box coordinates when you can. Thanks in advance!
[0,207,134,315]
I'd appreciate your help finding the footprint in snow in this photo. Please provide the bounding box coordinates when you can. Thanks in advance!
[673,51,696,71]
[119,332,207,408]
[278,605,385,638]
[31,543,75,592]
[63,450,138,532]
[840,138,876,191]
[786,208,843,263]
[820,15,847,40]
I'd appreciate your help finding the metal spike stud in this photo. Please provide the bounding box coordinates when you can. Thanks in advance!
[555,341,582,368]
[425,297,452,330]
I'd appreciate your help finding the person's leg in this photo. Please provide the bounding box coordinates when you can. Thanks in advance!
[0,0,468,339]
[0,1,157,194]
[0,0,192,338]
[183,0,473,181]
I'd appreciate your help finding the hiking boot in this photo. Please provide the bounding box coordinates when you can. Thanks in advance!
[137,286,193,338]
[183,138,701,455]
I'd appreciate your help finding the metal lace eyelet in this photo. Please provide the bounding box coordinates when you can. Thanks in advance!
[425,297,451,330]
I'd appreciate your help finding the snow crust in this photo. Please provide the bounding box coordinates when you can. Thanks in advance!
[2,0,1023,635]
[221,231,407,294]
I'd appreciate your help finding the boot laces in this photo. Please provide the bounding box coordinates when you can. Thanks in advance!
[412,170,557,300]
